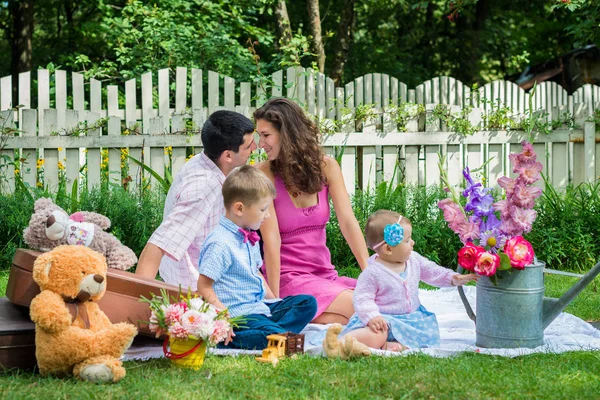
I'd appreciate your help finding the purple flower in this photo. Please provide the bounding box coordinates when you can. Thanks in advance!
[462,167,495,217]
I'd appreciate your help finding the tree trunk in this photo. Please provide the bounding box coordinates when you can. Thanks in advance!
[9,0,34,102]
[307,0,325,72]
[330,0,356,85]
[274,0,292,49]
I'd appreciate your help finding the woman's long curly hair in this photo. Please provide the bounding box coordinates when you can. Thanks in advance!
[254,98,326,194]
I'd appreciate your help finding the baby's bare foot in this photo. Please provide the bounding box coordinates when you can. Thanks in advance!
[381,341,407,352]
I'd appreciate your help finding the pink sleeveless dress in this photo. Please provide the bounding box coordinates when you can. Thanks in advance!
[269,175,357,318]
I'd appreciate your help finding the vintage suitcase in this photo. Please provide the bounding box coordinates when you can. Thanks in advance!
[0,297,37,370]
[6,248,186,337]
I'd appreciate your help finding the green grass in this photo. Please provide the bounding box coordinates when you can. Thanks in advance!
[1,274,599,398]
[1,352,599,399]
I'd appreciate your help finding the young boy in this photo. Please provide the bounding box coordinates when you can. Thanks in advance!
[197,165,317,349]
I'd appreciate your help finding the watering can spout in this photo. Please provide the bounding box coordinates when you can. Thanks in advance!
[542,260,600,330]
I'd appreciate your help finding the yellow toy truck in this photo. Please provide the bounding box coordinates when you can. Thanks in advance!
[255,332,305,363]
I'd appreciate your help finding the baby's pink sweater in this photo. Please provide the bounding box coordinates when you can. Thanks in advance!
[353,252,456,325]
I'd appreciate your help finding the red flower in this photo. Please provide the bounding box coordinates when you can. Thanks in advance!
[458,243,484,271]
[504,236,534,269]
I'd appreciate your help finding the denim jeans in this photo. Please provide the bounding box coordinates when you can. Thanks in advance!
[225,295,317,350]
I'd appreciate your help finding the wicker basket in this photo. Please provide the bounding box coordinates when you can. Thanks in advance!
[163,337,207,369]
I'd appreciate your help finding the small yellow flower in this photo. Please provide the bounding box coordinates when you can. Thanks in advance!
[58,147,63,151]
[37,182,43,188]
[249,159,256,165]
[37,159,44,168]
[58,161,65,170]
[14,169,20,175]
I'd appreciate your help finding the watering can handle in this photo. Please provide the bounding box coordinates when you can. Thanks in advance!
[457,266,476,323]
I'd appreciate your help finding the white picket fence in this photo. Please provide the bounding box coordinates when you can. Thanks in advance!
[0,67,599,196]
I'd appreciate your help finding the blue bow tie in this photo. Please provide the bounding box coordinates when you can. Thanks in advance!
[239,228,260,246]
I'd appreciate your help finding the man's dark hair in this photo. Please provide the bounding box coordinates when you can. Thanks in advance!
[201,110,254,163]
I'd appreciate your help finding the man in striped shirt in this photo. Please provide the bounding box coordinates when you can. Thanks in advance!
[135,111,256,291]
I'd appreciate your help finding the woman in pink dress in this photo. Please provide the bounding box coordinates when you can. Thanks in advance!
[254,98,369,324]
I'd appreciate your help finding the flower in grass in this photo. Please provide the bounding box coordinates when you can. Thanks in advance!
[504,236,534,269]
[458,243,484,271]
[474,252,500,276]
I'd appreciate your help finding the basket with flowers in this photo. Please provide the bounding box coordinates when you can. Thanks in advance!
[140,289,244,369]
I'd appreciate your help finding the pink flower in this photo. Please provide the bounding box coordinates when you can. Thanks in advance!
[504,236,534,269]
[515,161,543,185]
[511,184,542,209]
[164,303,187,325]
[497,177,516,194]
[168,321,190,339]
[457,219,480,243]
[509,141,537,169]
[511,207,537,234]
[438,199,467,233]
[474,252,500,276]
[458,243,485,271]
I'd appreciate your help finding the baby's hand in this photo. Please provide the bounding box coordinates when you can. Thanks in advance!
[452,273,479,286]
[367,316,388,333]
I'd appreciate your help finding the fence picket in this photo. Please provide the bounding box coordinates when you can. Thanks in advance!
[20,109,37,188]
[0,111,15,193]
[176,67,187,113]
[208,71,219,115]
[224,76,235,110]
[64,110,80,188]
[1,76,12,111]
[125,78,137,128]
[19,71,31,109]
[191,68,203,110]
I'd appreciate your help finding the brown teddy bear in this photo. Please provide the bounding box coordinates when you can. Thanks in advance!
[322,323,371,359]
[23,198,137,270]
[30,245,138,383]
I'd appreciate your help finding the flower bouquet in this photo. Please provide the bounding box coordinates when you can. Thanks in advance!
[140,289,244,369]
[438,141,543,282]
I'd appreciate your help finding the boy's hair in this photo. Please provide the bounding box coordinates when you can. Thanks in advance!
[364,210,412,249]
[201,110,255,163]
[222,165,276,208]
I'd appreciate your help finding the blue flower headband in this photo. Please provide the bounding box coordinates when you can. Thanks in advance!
[372,215,404,250]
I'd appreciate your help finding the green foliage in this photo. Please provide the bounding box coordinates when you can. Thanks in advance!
[526,179,600,273]
[0,186,164,272]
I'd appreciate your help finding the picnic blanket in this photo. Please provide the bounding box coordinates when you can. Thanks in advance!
[123,286,600,360]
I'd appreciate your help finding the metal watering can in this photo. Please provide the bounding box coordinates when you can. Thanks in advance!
[457,259,600,348]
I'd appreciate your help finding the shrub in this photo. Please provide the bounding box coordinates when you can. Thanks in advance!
[0,186,165,273]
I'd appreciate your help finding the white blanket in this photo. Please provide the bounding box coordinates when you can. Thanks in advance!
[123,286,600,360]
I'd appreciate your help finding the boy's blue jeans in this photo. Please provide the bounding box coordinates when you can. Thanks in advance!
[225,295,317,350]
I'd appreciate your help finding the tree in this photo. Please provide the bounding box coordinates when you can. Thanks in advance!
[330,0,356,84]
[274,0,292,48]
[1,0,34,99]
[307,0,325,72]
